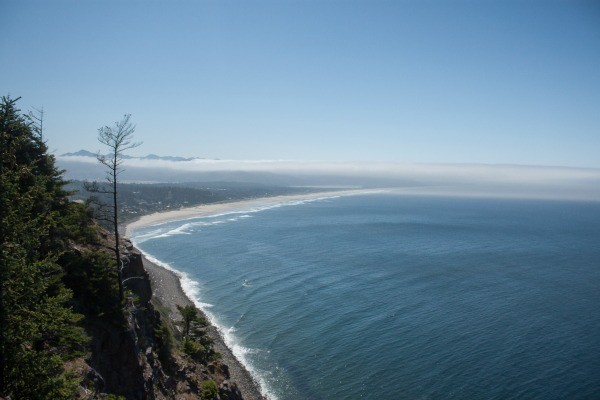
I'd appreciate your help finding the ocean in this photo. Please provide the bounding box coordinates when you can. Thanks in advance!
[130,193,600,399]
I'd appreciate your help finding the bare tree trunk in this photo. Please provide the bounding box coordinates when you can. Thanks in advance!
[92,114,140,305]
[113,158,124,302]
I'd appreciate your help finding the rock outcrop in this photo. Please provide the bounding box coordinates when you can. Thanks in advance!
[75,239,244,399]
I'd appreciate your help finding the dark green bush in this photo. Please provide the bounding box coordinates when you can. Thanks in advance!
[60,250,121,319]
[182,338,207,361]
[154,318,173,367]
[201,379,218,399]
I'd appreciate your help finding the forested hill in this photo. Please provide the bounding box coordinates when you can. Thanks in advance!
[1,97,248,399]
[1,96,92,397]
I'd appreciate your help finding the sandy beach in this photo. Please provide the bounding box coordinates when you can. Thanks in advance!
[125,189,376,399]
[125,189,376,237]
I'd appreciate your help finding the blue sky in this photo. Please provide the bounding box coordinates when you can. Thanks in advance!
[2,0,599,167]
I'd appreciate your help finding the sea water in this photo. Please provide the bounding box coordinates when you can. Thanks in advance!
[131,194,600,399]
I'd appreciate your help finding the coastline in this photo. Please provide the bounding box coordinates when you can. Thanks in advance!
[140,253,266,400]
[125,189,377,399]
[125,189,377,237]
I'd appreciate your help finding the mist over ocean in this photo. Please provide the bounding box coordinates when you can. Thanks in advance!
[131,193,600,399]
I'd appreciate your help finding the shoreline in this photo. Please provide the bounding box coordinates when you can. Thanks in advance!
[125,189,379,237]
[125,189,378,399]
[139,253,267,400]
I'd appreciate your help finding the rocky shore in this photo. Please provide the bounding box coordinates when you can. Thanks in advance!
[141,254,266,400]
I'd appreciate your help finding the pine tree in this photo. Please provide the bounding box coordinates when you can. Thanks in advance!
[0,96,86,399]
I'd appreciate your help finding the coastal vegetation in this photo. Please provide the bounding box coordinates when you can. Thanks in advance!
[1,95,89,398]
[0,96,246,399]
[178,305,219,364]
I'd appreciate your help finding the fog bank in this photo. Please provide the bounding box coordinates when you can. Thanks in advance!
[57,155,600,201]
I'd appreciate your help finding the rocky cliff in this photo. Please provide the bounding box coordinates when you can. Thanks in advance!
[69,240,244,400]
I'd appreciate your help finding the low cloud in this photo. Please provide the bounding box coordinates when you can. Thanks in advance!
[57,155,600,201]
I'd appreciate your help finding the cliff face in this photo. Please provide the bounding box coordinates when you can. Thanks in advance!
[83,250,165,399]
[74,243,243,399]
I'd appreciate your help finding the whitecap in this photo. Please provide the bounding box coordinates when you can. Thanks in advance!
[183,292,278,400]
[165,222,195,236]
[130,191,377,239]
[129,243,278,399]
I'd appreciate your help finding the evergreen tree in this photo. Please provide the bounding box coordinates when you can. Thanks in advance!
[177,304,198,341]
[0,96,86,399]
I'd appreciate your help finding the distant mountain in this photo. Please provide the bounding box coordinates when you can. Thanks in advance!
[61,149,98,158]
[60,149,200,162]
[141,154,198,162]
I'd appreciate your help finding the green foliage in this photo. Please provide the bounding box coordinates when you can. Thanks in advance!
[177,304,218,364]
[5,351,81,399]
[0,96,88,398]
[60,250,121,319]
[209,352,222,363]
[200,379,219,400]
[60,201,99,243]
[182,338,207,359]
[191,331,214,351]
[177,304,198,340]
[154,317,173,367]
[2,257,86,399]
[103,395,126,400]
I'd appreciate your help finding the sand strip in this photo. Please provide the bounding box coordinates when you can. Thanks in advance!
[125,189,377,236]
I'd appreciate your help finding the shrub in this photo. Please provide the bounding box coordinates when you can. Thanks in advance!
[154,318,173,366]
[182,338,207,361]
[201,379,218,399]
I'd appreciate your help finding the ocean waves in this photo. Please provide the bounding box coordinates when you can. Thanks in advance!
[131,194,600,399]
[131,194,347,244]
[133,215,254,243]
